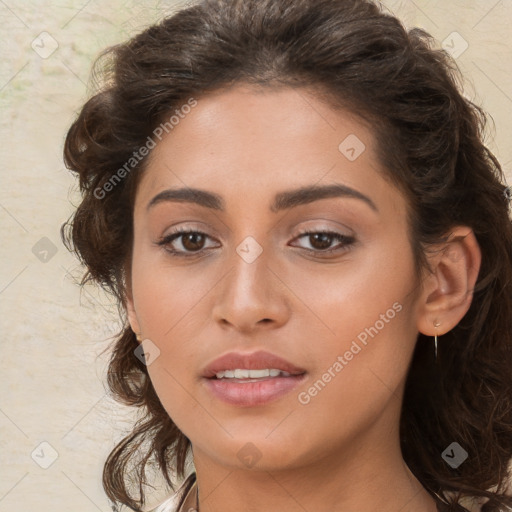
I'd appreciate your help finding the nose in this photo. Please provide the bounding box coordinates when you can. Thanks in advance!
[212,244,291,333]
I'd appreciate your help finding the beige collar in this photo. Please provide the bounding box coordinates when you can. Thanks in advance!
[177,479,198,511]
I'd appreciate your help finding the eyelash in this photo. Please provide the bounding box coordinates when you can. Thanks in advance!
[156,227,355,258]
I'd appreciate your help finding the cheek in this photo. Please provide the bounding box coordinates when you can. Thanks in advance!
[287,270,418,452]
[294,238,420,405]
[130,251,221,426]
[292,236,417,350]
[131,252,218,339]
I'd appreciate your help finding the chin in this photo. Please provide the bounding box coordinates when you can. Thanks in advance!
[195,431,308,471]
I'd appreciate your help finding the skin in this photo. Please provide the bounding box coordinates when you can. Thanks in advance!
[126,84,481,512]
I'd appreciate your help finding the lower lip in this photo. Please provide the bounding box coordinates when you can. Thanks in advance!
[204,374,307,407]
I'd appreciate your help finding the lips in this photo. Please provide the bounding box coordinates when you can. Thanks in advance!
[201,350,307,379]
[201,350,307,406]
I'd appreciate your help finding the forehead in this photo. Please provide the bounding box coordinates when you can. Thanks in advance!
[136,84,401,216]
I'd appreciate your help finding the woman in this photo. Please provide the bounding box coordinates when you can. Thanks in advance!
[61,0,512,511]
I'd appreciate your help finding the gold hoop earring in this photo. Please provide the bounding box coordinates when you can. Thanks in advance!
[136,332,143,342]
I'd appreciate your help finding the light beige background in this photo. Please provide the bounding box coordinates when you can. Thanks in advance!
[0,1,511,511]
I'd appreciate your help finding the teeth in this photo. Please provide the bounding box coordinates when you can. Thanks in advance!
[215,368,292,379]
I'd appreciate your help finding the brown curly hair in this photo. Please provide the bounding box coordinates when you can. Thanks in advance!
[61,0,512,510]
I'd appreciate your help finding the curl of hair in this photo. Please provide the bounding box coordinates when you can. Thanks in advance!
[61,0,512,510]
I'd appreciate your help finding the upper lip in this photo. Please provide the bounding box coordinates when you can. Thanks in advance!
[201,350,307,378]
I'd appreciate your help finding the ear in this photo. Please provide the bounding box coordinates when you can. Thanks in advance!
[416,226,481,337]
[124,278,142,342]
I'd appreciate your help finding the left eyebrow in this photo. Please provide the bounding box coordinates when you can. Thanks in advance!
[270,183,378,213]
[146,183,378,213]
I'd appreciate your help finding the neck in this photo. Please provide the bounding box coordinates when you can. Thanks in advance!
[190,421,437,512]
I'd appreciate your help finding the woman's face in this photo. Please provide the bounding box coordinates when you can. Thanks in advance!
[127,84,426,471]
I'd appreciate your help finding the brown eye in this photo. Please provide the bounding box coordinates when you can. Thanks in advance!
[308,232,334,250]
[181,232,206,251]
[291,230,355,255]
[156,229,218,257]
